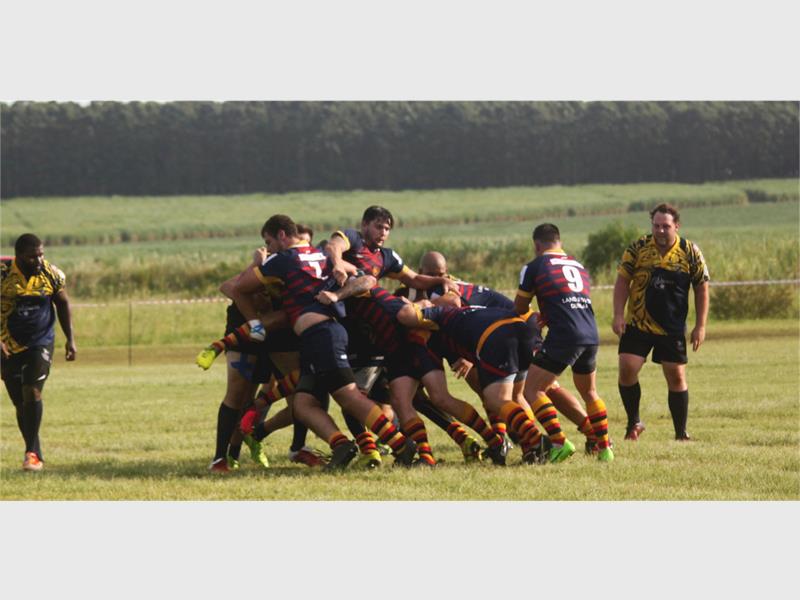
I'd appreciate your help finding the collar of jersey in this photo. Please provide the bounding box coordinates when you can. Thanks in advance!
[543,249,566,255]
[649,235,681,261]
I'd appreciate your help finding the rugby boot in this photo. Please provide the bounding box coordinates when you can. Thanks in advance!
[482,442,508,466]
[460,436,483,463]
[353,449,382,469]
[22,451,43,472]
[675,432,692,442]
[393,439,418,467]
[243,434,269,468]
[196,346,220,370]
[597,447,615,462]
[522,435,552,465]
[226,456,241,470]
[549,438,576,464]
[208,457,232,473]
[324,440,358,471]
[624,422,645,441]
[289,446,328,468]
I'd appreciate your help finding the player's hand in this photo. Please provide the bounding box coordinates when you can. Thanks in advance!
[331,260,349,286]
[612,315,626,337]
[442,278,459,294]
[0,341,10,360]
[252,246,268,266]
[315,290,339,305]
[451,358,473,379]
[247,319,266,342]
[691,324,706,351]
[65,340,77,361]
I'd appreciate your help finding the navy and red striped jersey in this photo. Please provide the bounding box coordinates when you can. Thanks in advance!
[333,228,408,280]
[429,278,514,310]
[253,243,334,325]
[517,251,599,345]
[344,286,409,354]
[419,305,523,361]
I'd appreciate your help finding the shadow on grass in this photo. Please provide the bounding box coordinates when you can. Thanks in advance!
[1,457,324,481]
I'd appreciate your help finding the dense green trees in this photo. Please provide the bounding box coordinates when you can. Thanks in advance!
[1,101,797,198]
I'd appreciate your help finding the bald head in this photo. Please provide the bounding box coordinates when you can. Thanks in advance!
[420,251,448,277]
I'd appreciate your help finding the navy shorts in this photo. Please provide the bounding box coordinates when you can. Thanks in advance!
[299,320,352,376]
[476,320,535,389]
[619,325,687,364]
[532,338,598,375]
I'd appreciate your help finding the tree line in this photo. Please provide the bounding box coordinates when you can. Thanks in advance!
[1,101,797,198]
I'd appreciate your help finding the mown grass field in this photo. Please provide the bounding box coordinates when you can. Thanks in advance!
[2,320,797,500]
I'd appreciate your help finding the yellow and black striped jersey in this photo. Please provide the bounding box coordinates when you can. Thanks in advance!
[1,258,66,354]
[618,234,709,336]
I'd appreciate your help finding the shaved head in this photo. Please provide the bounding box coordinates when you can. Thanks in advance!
[420,251,447,277]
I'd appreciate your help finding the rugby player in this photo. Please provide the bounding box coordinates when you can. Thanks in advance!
[231,215,417,469]
[1,234,76,471]
[515,224,612,462]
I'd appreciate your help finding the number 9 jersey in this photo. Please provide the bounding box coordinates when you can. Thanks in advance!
[517,251,599,345]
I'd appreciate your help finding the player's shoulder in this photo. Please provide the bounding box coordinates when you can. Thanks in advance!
[42,260,66,285]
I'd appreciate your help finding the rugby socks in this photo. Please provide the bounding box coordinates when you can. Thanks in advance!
[445,422,469,446]
[214,403,240,460]
[402,417,436,465]
[668,390,690,438]
[531,392,566,445]
[21,399,43,456]
[490,414,507,440]
[578,416,598,444]
[619,382,641,428]
[456,403,504,449]
[364,405,408,454]
[208,323,252,355]
[498,402,543,451]
[327,431,349,451]
[259,370,300,404]
[290,421,310,453]
[355,431,379,455]
[585,399,610,450]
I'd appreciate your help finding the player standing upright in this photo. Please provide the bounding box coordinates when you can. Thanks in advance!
[612,203,709,441]
[1,234,77,471]
[515,224,613,462]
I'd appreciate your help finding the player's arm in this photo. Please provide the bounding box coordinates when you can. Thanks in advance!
[691,281,709,351]
[514,262,535,316]
[52,289,76,361]
[431,291,461,308]
[612,273,631,337]
[325,233,354,286]
[316,274,377,305]
[395,267,458,293]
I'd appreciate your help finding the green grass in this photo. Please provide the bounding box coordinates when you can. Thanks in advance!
[3,193,798,300]
[2,320,797,500]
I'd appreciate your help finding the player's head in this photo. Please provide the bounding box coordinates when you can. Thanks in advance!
[296,223,313,243]
[532,223,561,255]
[420,251,448,277]
[261,215,298,253]
[650,203,680,250]
[361,205,394,248]
[14,233,44,276]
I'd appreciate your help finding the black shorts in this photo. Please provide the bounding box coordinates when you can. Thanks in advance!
[476,320,535,389]
[533,338,598,375]
[1,343,54,390]
[619,325,687,364]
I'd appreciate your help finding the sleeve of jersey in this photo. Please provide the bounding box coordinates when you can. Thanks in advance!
[50,264,67,292]
[690,243,711,284]
[254,253,286,287]
[332,229,358,253]
[516,262,535,298]
[384,250,408,280]
[617,244,637,279]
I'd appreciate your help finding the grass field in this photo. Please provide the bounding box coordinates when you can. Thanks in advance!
[2,320,797,500]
